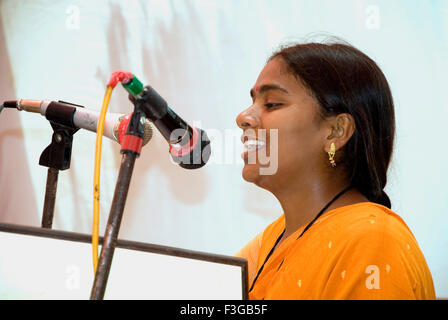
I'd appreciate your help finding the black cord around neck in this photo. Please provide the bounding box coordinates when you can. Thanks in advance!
[248,185,353,293]
[296,185,353,240]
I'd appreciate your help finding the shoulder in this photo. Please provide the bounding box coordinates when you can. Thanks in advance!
[235,215,284,286]
[317,202,425,264]
[314,202,435,299]
[236,214,284,260]
[261,214,285,242]
[319,202,414,244]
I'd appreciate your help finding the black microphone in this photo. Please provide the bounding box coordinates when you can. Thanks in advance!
[127,84,211,169]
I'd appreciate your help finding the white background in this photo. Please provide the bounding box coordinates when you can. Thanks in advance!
[0,0,447,297]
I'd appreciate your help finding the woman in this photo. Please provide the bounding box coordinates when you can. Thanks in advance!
[235,41,435,300]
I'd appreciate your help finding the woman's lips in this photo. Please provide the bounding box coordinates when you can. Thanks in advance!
[241,139,266,160]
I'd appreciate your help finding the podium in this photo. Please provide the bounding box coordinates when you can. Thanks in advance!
[0,223,248,299]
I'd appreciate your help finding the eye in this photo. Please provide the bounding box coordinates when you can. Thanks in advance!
[265,103,283,109]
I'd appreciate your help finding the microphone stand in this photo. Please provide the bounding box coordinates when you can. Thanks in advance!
[39,121,79,229]
[90,104,146,300]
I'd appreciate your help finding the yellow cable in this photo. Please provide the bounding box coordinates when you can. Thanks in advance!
[92,85,113,274]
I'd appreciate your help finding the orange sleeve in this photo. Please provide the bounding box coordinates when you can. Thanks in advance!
[320,214,435,300]
[235,231,263,287]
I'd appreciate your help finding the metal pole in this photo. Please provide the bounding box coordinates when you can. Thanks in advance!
[90,152,137,300]
[41,168,59,229]
[39,116,79,229]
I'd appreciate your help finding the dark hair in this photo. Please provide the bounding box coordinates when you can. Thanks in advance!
[270,42,395,208]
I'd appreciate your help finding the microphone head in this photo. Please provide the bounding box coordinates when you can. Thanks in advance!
[114,113,153,146]
[169,127,211,169]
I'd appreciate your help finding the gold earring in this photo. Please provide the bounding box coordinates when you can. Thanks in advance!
[328,142,336,168]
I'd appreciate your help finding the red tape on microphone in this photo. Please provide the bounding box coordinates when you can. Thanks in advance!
[120,134,143,155]
[117,113,143,155]
[169,126,199,157]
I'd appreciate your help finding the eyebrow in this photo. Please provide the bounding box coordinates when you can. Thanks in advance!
[250,84,289,99]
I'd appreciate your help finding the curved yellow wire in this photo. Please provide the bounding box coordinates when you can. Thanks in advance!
[92,85,113,274]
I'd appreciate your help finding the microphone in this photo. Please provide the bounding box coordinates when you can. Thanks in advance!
[1,99,153,145]
[122,77,211,169]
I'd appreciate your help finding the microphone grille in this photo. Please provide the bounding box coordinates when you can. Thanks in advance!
[142,119,153,146]
[114,114,153,146]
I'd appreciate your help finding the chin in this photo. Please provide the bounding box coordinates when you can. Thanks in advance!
[242,164,258,183]
[242,164,274,190]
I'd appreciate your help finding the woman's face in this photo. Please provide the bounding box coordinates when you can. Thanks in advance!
[236,57,330,192]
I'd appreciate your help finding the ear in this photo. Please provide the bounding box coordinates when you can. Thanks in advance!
[325,113,356,153]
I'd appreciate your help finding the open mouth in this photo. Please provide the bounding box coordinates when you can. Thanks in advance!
[239,130,278,174]
[243,139,266,152]
[241,138,266,160]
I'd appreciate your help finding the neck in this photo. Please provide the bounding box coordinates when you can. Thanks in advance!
[270,174,360,238]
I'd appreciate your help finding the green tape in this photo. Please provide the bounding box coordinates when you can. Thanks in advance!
[122,74,144,97]
[0,105,4,115]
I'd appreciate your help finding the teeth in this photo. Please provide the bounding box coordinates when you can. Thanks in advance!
[244,139,266,151]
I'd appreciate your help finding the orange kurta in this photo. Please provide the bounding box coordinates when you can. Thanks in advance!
[236,202,435,300]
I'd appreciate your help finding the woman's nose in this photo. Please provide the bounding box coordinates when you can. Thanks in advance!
[236,105,259,129]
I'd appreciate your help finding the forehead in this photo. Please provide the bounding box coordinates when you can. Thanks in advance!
[254,57,302,94]
[257,57,288,78]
